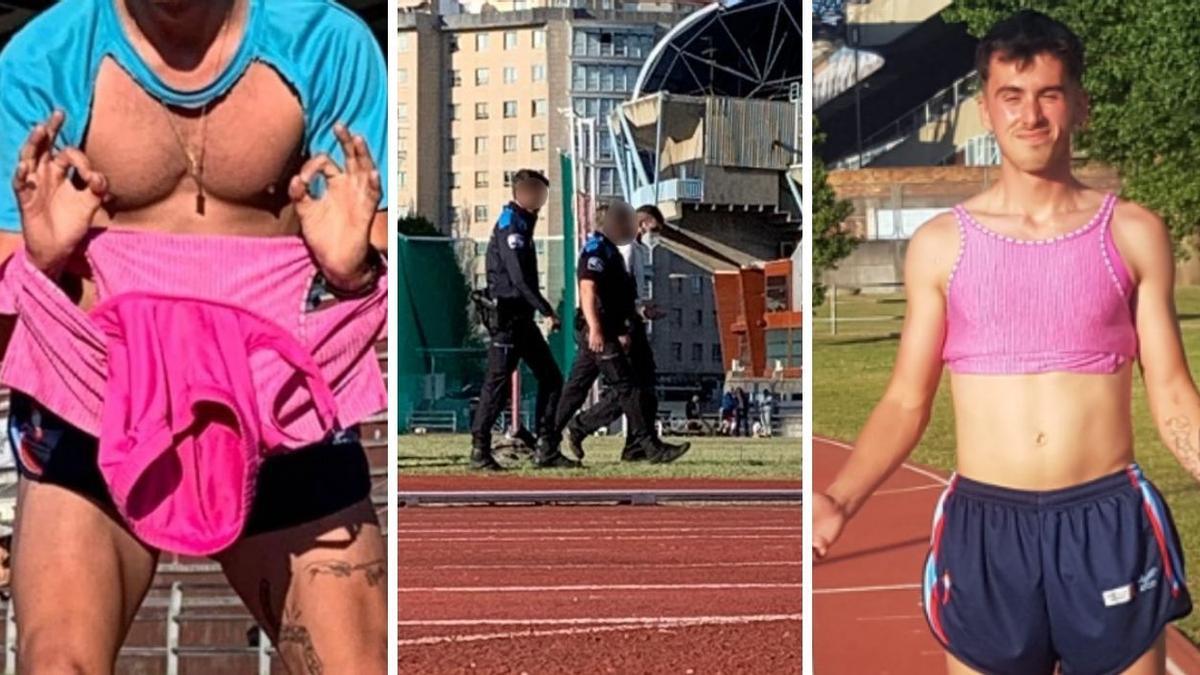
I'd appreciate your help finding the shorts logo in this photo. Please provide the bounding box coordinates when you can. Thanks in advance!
[507,234,526,250]
[1139,567,1160,592]
[1102,583,1133,607]
[587,257,605,272]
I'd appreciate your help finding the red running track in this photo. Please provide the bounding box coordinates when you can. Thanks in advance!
[814,436,1200,674]
[399,503,802,674]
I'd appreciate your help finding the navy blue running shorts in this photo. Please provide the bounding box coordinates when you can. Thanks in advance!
[921,465,1192,675]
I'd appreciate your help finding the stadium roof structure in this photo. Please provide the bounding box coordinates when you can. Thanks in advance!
[631,0,802,101]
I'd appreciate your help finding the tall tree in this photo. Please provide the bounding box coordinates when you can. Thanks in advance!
[812,120,857,307]
[943,1,1200,251]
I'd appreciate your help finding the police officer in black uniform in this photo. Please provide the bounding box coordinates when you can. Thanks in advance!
[551,202,690,463]
[470,169,578,470]
[563,204,670,461]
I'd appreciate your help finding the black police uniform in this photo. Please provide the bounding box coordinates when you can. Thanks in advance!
[470,202,563,455]
[552,231,656,449]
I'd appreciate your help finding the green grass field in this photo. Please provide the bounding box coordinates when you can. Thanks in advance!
[398,434,800,480]
[814,287,1200,640]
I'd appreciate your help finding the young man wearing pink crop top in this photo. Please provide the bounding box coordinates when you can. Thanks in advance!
[0,1,387,672]
[815,11,1194,675]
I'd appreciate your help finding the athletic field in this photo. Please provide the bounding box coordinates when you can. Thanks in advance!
[813,287,1200,642]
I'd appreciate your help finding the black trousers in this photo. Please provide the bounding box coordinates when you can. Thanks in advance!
[572,321,657,446]
[471,315,563,450]
[554,326,654,445]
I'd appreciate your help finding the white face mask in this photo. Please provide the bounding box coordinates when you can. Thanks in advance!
[640,229,660,251]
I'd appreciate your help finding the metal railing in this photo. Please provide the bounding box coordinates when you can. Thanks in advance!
[630,178,704,207]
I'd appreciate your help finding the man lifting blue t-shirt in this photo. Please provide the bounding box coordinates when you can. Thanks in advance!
[0,1,387,672]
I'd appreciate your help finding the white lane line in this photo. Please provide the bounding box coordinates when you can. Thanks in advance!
[413,561,800,571]
[398,614,803,627]
[399,582,803,593]
[818,437,949,486]
[397,614,804,647]
[875,484,944,496]
[400,534,802,543]
[396,526,801,534]
[813,583,922,595]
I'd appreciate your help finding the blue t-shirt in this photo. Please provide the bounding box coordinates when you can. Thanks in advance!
[0,0,388,232]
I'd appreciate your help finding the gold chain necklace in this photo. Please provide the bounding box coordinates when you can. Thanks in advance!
[156,1,235,215]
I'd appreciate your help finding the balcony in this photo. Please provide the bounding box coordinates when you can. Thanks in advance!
[630,178,703,207]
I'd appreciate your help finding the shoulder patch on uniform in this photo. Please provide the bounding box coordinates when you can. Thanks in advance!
[498,209,514,230]
[586,256,605,273]
[507,233,526,249]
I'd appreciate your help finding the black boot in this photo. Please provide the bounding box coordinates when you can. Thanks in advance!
[470,447,505,471]
[620,442,648,462]
[533,436,582,469]
[565,423,587,461]
[510,427,537,450]
[647,440,691,464]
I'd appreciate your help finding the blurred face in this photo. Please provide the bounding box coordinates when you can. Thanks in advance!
[515,181,549,212]
[979,52,1086,174]
[606,204,637,244]
[636,211,662,235]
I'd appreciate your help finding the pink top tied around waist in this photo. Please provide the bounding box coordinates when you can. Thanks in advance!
[0,229,387,555]
[941,192,1138,375]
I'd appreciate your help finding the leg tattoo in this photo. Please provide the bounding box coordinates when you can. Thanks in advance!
[279,602,323,675]
[303,558,386,587]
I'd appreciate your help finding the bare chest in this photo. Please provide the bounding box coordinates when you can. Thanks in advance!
[84,59,305,215]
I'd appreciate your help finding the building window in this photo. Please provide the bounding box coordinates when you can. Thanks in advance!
[450,70,461,87]
[692,277,702,294]
[398,171,407,189]
[450,104,461,120]
[475,171,489,188]
[694,309,703,326]
[712,344,722,363]
[504,30,518,50]
[475,137,488,154]
[450,138,460,155]
[766,275,789,312]
[449,206,461,224]
[449,35,459,52]
[474,205,489,222]
[449,172,461,189]
[532,99,547,117]
[531,134,547,151]
[397,103,408,120]
[475,103,489,120]
[475,33,489,51]
[532,65,546,82]
[503,170,516,186]
[533,29,546,49]
[671,308,682,327]
[398,69,408,85]
[398,33,410,52]
[503,101,518,118]
[475,68,489,86]
[671,277,683,294]
[599,167,616,196]
[692,343,702,362]
[671,343,682,362]
[503,135,517,153]
[503,67,517,84]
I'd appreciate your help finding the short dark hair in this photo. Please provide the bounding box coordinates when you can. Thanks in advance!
[976,10,1084,86]
[636,204,665,226]
[511,168,550,195]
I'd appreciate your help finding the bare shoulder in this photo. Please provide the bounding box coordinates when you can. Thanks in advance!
[905,211,961,282]
[1110,198,1172,280]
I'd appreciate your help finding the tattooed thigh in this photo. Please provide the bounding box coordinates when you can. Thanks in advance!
[302,558,386,587]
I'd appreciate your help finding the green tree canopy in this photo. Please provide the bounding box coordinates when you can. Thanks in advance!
[813,120,857,307]
[397,214,441,237]
[943,1,1200,252]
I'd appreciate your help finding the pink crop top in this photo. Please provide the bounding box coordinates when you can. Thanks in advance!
[942,192,1138,374]
[0,230,386,555]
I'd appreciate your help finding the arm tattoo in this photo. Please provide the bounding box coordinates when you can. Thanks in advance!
[279,603,323,675]
[1164,416,1200,478]
[303,558,386,587]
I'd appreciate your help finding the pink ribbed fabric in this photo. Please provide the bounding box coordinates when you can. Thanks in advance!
[942,192,1137,374]
[0,229,386,554]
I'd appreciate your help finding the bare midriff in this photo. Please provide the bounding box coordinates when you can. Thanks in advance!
[950,361,1134,490]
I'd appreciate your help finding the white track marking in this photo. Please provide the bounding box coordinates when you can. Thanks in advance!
[397,614,804,646]
[413,561,800,571]
[400,534,802,543]
[874,484,944,496]
[813,583,922,595]
[400,582,803,593]
[818,437,949,486]
[397,526,801,534]
[398,615,802,627]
